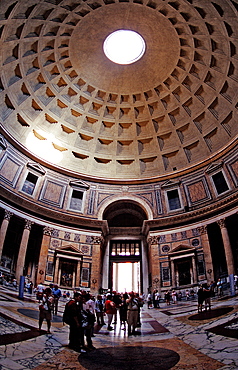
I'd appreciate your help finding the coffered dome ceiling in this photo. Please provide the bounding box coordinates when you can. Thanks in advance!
[0,0,237,181]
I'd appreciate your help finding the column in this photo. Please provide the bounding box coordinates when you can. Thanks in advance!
[192,255,198,285]
[148,236,161,292]
[198,225,214,283]
[115,262,119,292]
[58,265,62,286]
[217,219,235,276]
[75,259,81,287]
[0,210,12,261]
[15,220,34,283]
[72,269,76,289]
[102,240,110,290]
[132,262,135,292]
[171,260,176,287]
[91,236,103,294]
[54,256,60,285]
[36,227,52,285]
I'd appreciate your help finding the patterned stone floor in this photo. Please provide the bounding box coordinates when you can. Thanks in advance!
[0,286,237,370]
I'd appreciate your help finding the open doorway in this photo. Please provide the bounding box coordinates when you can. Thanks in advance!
[112,261,141,293]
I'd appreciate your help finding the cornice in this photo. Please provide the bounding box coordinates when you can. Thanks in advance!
[0,126,237,186]
[0,186,108,233]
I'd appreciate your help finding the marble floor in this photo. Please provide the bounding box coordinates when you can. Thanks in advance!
[0,285,237,370]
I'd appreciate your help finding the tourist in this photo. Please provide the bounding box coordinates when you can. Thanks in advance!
[171,290,177,304]
[217,278,223,297]
[126,291,139,336]
[95,294,105,325]
[164,290,171,305]
[82,295,96,350]
[52,284,61,315]
[105,294,117,330]
[203,283,211,311]
[147,291,152,308]
[119,293,128,330]
[36,282,44,302]
[112,291,122,324]
[66,292,85,353]
[197,284,204,313]
[38,287,54,333]
[155,290,161,308]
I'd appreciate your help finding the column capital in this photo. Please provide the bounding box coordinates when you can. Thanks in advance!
[91,236,103,244]
[43,226,53,236]
[148,236,159,245]
[24,219,34,230]
[198,225,207,235]
[4,210,13,221]
[217,218,226,229]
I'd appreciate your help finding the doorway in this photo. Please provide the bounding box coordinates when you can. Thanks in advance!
[109,240,142,292]
[112,261,140,293]
[177,260,191,286]
[60,260,76,287]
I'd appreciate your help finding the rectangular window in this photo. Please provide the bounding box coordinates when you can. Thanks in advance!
[46,261,54,275]
[110,240,141,256]
[22,173,38,195]
[81,267,89,281]
[212,171,229,195]
[167,189,181,210]
[69,190,84,211]
[162,267,170,281]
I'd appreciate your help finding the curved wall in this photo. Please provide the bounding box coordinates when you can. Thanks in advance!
[0,136,237,293]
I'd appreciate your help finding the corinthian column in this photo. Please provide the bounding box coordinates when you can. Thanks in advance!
[0,210,12,261]
[90,236,103,294]
[148,235,161,291]
[198,225,214,283]
[217,219,235,276]
[16,220,34,282]
[36,227,52,285]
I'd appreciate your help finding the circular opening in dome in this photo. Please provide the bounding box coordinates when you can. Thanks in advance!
[103,30,146,65]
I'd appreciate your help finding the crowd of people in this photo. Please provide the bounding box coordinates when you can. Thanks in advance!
[2,273,238,353]
[36,287,145,352]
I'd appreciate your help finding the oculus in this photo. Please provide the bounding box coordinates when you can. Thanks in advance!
[103,29,146,65]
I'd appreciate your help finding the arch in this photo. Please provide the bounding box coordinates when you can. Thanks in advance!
[97,195,153,222]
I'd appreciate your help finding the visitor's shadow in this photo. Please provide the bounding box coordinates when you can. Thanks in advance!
[78,345,180,370]
[189,306,233,321]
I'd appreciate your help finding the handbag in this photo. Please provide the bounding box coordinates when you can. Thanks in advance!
[39,304,44,311]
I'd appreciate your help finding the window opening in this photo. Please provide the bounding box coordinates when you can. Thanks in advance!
[212,171,229,195]
[22,173,38,195]
[110,241,141,256]
[167,189,181,210]
[70,189,84,211]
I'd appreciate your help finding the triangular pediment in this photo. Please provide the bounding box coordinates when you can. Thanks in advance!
[205,161,223,174]
[161,179,180,189]
[56,244,83,255]
[169,244,195,255]
[69,180,89,190]
[27,162,46,175]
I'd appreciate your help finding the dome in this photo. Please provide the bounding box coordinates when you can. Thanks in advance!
[0,0,237,182]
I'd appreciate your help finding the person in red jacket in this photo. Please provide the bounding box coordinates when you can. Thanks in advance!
[105,294,117,331]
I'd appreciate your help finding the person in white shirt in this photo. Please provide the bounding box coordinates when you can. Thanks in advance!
[36,283,44,302]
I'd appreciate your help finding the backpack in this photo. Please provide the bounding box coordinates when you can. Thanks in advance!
[63,301,72,325]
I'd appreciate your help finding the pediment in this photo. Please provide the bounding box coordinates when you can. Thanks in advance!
[56,244,83,255]
[69,179,89,190]
[161,179,180,189]
[205,161,223,174]
[169,244,195,256]
[27,162,46,175]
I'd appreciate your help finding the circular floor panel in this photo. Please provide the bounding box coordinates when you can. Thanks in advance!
[78,346,180,370]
